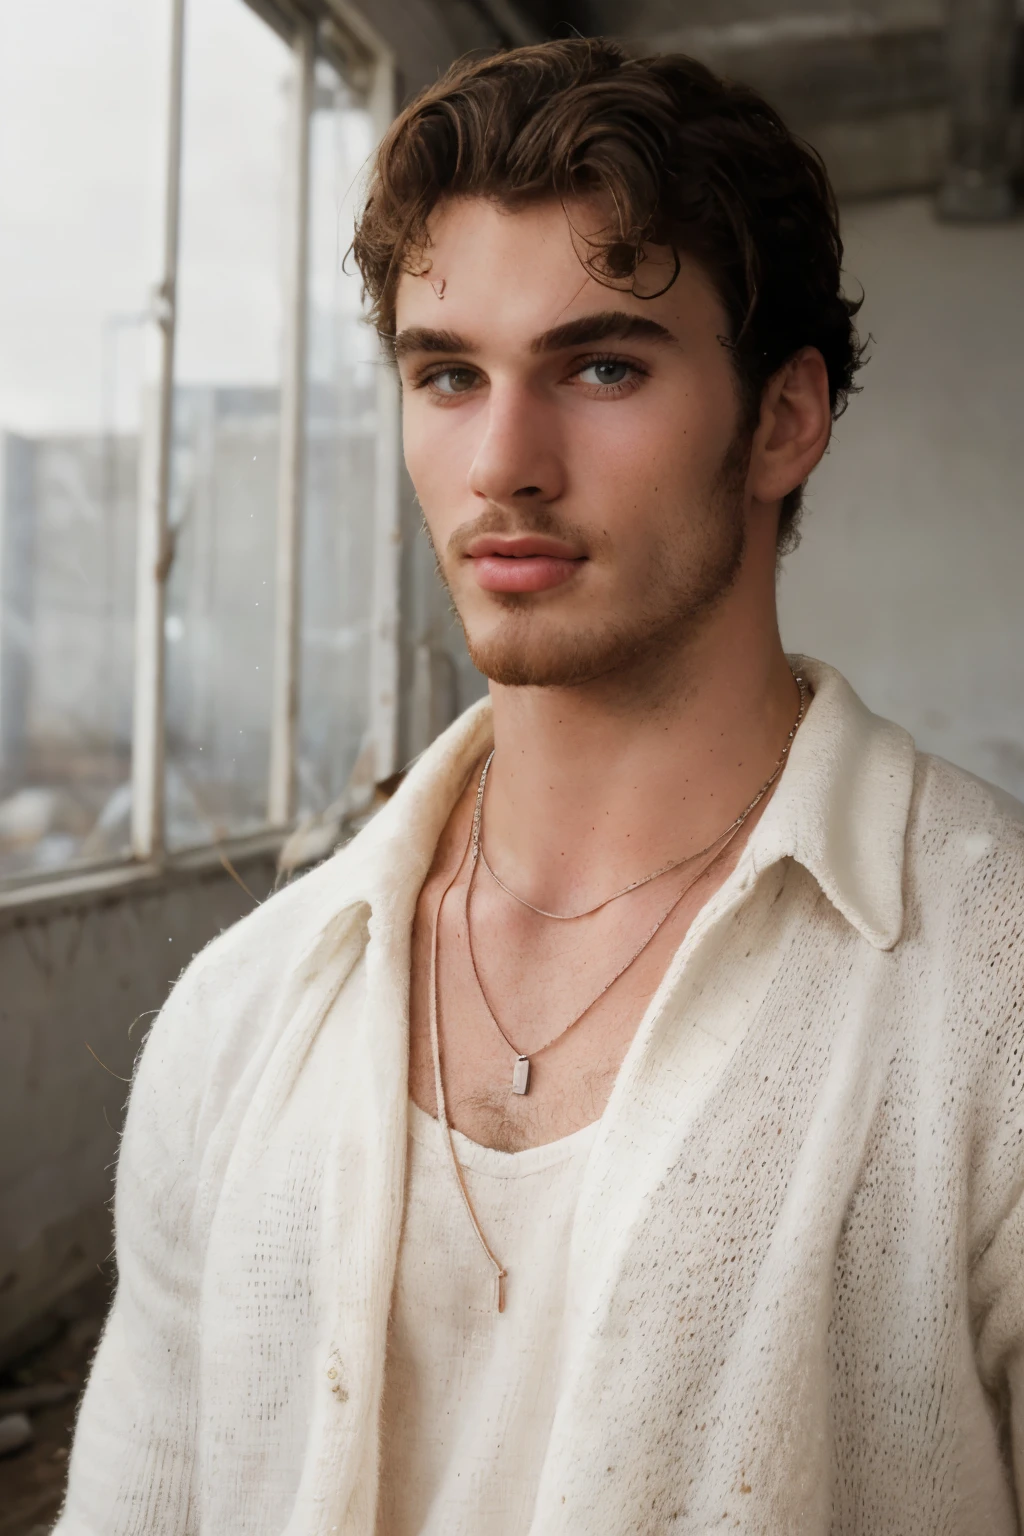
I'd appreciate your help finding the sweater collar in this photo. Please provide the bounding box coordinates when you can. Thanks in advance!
[319,655,916,957]
[747,657,916,950]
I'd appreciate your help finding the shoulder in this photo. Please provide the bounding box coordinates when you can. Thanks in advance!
[172,825,374,1013]
[903,752,1024,932]
[901,757,1024,1209]
[901,753,1024,1003]
[127,830,377,1149]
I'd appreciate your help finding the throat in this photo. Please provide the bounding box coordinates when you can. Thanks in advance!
[481,655,805,915]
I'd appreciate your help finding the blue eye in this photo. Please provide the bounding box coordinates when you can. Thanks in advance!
[578,360,632,387]
[429,368,477,395]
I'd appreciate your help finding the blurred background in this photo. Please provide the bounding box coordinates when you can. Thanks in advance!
[0,0,1021,1525]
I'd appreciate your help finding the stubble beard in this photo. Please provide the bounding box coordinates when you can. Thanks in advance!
[429,440,750,692]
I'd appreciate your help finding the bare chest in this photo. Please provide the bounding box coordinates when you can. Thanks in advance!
[407,869,717,1152]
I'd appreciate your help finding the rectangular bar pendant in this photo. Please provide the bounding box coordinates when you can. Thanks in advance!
[512,1055,530,1095]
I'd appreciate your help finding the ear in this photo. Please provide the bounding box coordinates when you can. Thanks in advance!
[746,346,832,508]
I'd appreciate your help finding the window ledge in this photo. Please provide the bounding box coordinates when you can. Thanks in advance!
[0,831,287,929]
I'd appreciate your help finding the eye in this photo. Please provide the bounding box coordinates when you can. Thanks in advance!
[576,359,634,388]
[426,367,478,396]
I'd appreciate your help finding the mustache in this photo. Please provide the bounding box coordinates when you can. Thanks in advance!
[445,503,594,561]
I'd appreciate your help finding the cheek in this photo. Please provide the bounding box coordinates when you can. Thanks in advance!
[570,383,731,514]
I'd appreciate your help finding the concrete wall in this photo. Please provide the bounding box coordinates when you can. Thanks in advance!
[580,0,1024,199]
[780,195,1024,801]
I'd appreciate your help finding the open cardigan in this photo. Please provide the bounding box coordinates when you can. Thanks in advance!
[56,659,1024,1535]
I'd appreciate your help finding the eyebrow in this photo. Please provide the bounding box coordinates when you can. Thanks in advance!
[532,312,678,353]
[392,310,678,362]
[392,327,470,361]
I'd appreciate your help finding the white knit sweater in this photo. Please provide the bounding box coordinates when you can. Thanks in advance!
[56,659,1024,1535]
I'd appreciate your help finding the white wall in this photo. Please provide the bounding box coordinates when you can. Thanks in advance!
[780,195,1024,803]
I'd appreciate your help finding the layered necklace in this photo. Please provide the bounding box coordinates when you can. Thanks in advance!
[427,673,808,1310]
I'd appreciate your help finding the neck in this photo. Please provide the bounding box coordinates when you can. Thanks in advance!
[480,566,798,912]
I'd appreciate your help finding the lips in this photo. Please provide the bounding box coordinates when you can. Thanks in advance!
[464,534,586,594]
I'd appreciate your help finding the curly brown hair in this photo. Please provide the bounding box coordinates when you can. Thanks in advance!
[352,37,864,553]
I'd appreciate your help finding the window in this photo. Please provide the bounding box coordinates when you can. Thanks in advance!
[299,55,387,820]
[164,0,290,848]
[0,0,165,878]
[0,0,397,886]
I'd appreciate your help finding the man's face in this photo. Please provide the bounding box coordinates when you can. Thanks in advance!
[394,196,751,689]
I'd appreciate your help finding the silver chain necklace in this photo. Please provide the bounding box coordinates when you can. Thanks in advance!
[466,673,808,1094]
[466,819,741,1096]
[473,673,808,921]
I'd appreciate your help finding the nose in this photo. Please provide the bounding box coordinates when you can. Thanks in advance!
[466,381,565,506]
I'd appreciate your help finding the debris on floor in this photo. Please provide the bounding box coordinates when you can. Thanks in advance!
[0,1276,111,1536]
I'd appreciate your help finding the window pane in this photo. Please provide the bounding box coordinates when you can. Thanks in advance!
[164,0,291,849]
[299,59,379,818]
[0,1,167,881]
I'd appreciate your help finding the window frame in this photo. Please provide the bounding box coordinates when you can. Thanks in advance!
[0,0,398,905]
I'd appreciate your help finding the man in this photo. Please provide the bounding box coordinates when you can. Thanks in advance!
[58,38,1024,1536]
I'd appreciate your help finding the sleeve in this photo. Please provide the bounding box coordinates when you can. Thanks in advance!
[53,960,213,1536]
[959,811,1024,1524]
[1009,1351,1024,1527]
[973,1185,1024,1526]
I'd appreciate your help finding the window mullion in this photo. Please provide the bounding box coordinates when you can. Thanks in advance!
[368,52,400,782]
[268,19,315,828]
[130,0,186,863]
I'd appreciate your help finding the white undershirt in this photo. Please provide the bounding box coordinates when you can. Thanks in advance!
[375,1099,599,1536]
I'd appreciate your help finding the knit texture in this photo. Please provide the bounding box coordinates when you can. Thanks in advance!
[54,660,1024,1535]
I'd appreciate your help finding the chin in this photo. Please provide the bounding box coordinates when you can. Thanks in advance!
[466,635,593,688]
[462,610,682,689]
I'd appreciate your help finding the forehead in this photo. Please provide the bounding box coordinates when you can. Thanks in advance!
[393,195,725,343]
